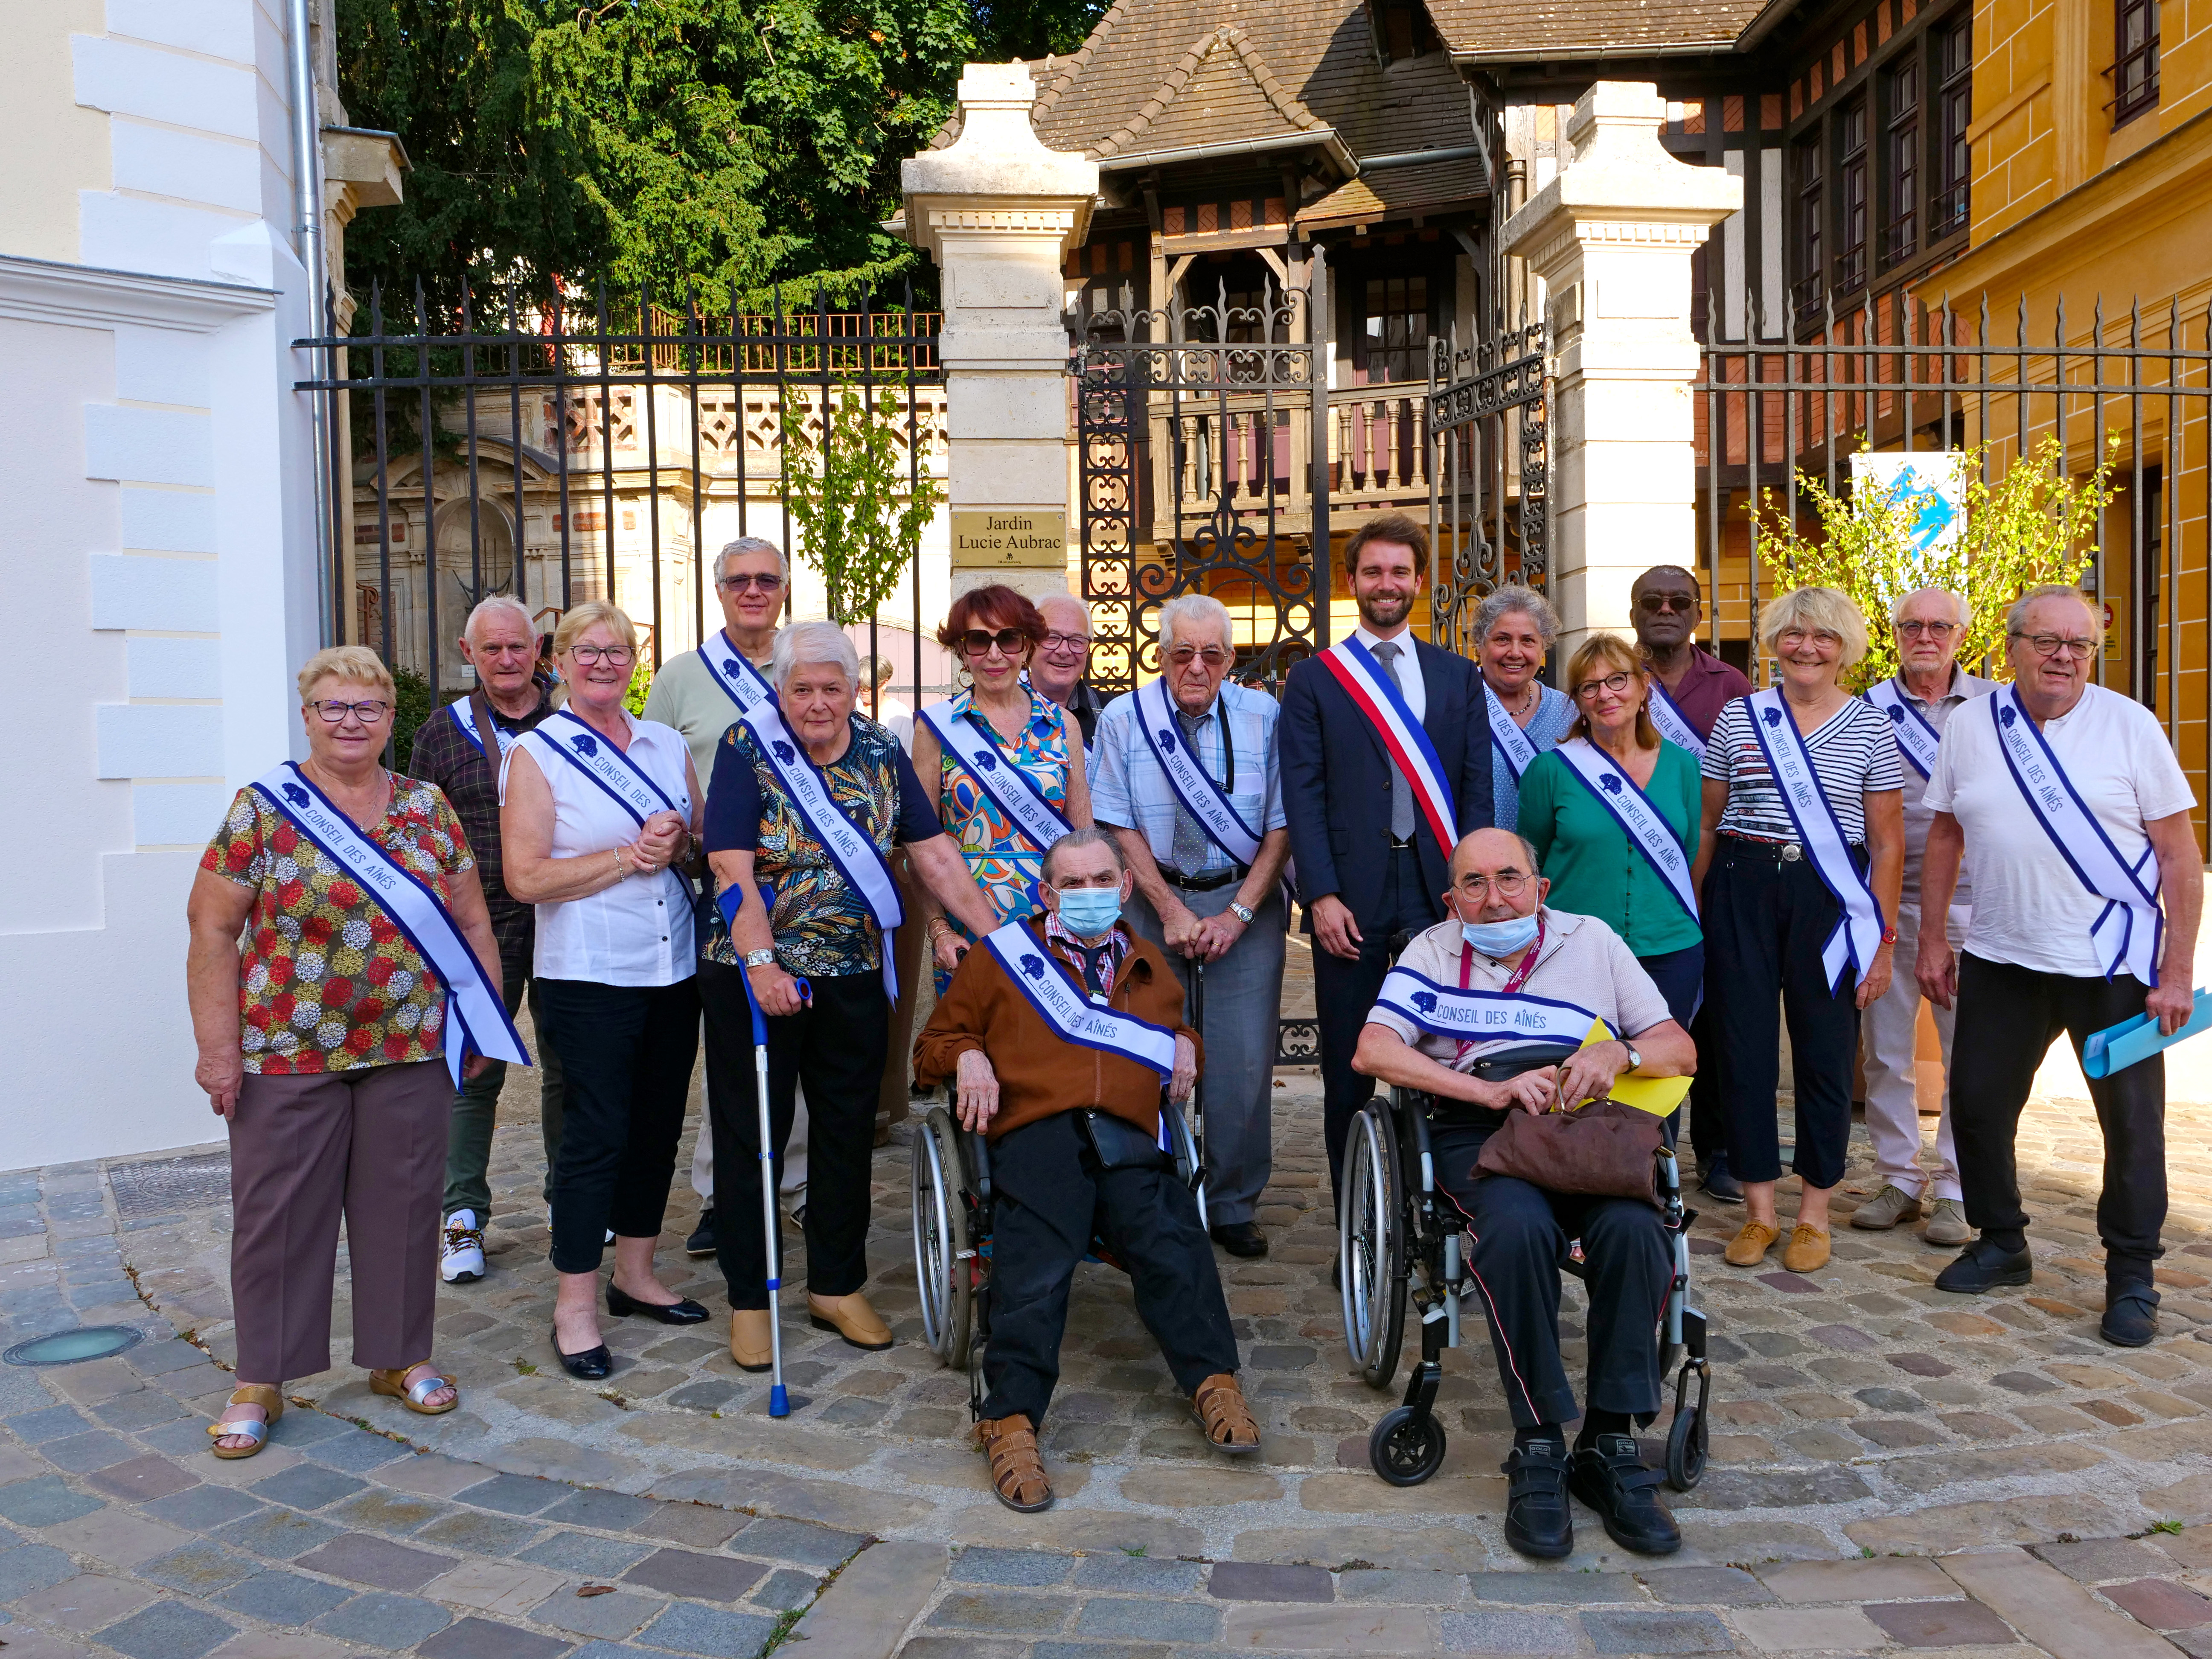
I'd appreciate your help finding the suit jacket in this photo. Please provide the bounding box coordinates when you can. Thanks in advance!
[1279,637,1493,930]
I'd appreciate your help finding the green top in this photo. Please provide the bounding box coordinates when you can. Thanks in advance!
[1519,741,1704,958]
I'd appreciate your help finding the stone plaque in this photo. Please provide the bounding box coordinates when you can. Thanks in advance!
[950,508,1067,568]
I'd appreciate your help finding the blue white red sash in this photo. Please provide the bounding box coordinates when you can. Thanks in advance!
[1863,676,1942,780]
[1317,638,1456,852]
[1486,684,1541,782]
[1372,965,1612,1050]
[919,699,1071,853]
[1136,676,1263,866]
[1990,683,2163,985]
[1744,689,1886,989]
[530,710,692,907]
[450,696,520,761]
[697,631,796,750]
[1647,679,1706,759]
[981,921,1176,1078]
[751,719,905,1000]
[250,762,528,1089]
[1553,739,1699,923]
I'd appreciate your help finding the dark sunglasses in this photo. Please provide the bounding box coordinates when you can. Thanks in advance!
[1637,593,1696,614]
[960,628,1029,657]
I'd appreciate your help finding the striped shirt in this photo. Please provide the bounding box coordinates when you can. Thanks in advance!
[1701,694,1903,844]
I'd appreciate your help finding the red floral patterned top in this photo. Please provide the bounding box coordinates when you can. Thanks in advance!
[200,775,476,1074]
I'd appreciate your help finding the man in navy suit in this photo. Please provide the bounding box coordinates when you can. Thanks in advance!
[1280,511,1494,1223]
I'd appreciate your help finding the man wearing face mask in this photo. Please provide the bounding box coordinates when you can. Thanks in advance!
[914,828,1253,1515]
[1353,827,1697,1561]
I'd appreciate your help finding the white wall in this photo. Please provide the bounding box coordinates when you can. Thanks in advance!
[0,0,321,1170]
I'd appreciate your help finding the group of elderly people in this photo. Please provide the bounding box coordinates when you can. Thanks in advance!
[185,525,2202,1558]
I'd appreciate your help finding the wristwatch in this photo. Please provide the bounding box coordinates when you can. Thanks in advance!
[1622,1042,1643,1073]
[742,949,777,969]
[1228,901,1255,925]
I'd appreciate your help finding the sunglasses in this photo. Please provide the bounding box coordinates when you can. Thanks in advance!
[1637,593,1696,614]
[960,628,1029,658]
[718,573,784,593]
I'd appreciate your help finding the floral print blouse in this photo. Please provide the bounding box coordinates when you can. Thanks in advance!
[934,687,1071,991]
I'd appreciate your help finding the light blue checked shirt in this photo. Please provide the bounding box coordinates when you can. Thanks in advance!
[1090,679,1287,877]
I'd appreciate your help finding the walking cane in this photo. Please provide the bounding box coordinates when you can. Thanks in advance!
[1189,955,1208,1227]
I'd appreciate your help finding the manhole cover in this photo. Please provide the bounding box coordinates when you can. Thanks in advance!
[109,1151,231,1221]
[4,1326,143,1366]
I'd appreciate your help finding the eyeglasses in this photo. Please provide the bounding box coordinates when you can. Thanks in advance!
[1167,646,1232,668]
[569,644,636,667]
[960,628,1029,658]
[1778,628,1842,649]
[1455,870,1530,899]
[471,641,536,658]
[2011,632,2096,661]
[1637,593,1696,614]
[1572,670,1638,701]
[307,698,391,724]
[718,572,784,593]
[1041,631,1091,654]
[1896,620,1959,638]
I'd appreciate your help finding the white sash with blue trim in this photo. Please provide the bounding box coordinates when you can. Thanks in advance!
[697,630,797,751]
[1317,638,1457,851]
[1553,738,1699,923]
[1485,684,1540,782]
[450,696,520,761]
[980,921,1176,1077]
[1136,676,1263,866]
[1372,966,1613,1049]
[1989,683,2163,985]
[531,710,693,907]
[1744,688,1886,989]
[919,700,1071,853]
[250,762,529,1088]
[751,719,905,999]
[1647,679,1706,759]
[1863,676,1942,780]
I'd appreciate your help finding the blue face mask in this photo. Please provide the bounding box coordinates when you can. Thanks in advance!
[1055,886,1123,937]
[1462,913,1540,958]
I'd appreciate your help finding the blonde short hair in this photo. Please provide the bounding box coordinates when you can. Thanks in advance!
[1760,586,1869,669]
[552,600,638,659]
[297,645,395,703]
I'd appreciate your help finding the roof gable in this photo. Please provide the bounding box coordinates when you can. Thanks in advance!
[1095,26,1330,161]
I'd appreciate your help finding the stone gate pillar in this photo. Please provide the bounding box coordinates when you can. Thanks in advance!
[1502,83,1741,666]
[902,64,1097,605]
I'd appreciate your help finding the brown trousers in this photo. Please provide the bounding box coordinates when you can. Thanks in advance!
[229,1059,450,1382]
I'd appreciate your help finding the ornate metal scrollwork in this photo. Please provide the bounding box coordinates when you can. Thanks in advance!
[1424,319,1549,656]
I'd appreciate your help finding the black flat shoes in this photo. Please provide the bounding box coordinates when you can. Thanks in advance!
[606,1284,710,1325]
[551,1326,611,1380]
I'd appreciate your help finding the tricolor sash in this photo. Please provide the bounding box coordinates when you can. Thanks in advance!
[1372,966,1614,1051]
[697,631,796,750]
[533,710,693,908]
[1136,676,1263,867]
[1864,676,1943,780]
[751,719,905,1000]
[981,921,1177,1078]
[919,700,1072,853]
[1743,688,1886,989]
[250,762,529,1089]
[1989,683,2163,985]
[1318,638,1457,852]
[1486,684,1541,782]
[1647,679,1707,759]
[1553,739,1699,924]
[450,694,521,761]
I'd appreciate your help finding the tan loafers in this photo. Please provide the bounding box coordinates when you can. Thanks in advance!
[1781,1225,1831,1273]
[1724,1221,1781,1267]
[807,1291,893,1351]
[731,1310,773,1373]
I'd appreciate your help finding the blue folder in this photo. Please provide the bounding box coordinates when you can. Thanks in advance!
[2081,987,2212,1079]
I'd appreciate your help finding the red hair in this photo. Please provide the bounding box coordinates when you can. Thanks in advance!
[936,585,1048,656]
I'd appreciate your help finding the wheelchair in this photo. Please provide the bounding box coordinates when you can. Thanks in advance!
[1338,1078,1713,1493]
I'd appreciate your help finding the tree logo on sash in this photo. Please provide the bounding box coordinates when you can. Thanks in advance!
[281,783,311,808]
[1019,953,1047,981]
[972,746,999,771]
[1411,990,1438,1016]
[570,732,600,757]
[1886,704,1907,727]
[1156,724,1178,753]
[1761,705,1784,729]
[1999,705,2018,730]
[772,739,797,764]
[1600,773,1624,795]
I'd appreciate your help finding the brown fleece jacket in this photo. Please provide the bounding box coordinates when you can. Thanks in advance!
[912,919,1201,1144]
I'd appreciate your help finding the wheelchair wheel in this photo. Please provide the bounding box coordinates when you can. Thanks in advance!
[1163,1100,1208,1230]
[1665,1401,1707,1491]
[1339,1104,1406,1390]
[910,1106,972,1369]
[1368,1406,1448,1487]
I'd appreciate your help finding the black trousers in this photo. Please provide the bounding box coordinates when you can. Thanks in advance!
[534,977,700,1275]
[1951,953,2166,1281]
[1704,841,1862,1191]
[1433,1124,1672,1430]
[979,1112,1240,1426]
[701,962,886,1311]
[1316,845,1444,1214]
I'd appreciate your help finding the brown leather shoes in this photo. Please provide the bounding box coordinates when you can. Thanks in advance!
[807,1291,893,1351]
[1724,1221,1780,1267]
[1781,1225,1831,1273]
[731,1310,772,1373]
[1192,1373,1261,1455]
[977,1414,1053,1512]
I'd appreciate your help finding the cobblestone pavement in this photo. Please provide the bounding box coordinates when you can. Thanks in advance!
[9,1039,2212,1655]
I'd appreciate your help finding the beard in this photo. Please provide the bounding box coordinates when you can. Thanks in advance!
[1357,589,1413,630]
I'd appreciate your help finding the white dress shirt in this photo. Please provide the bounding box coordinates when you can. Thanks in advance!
[1354,624,1426,723]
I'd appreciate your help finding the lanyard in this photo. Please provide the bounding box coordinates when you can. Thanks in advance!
[1456,914,1545,1064]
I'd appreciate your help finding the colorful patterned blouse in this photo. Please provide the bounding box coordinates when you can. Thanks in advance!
[933,687,1071,990]
[701,715,942,980]
[201,776,477,1074]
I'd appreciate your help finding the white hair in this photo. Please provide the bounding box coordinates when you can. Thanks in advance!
[715,536,788,583]
[1891,587,1969,627]
[1037,592,1091,625]
[463,593,536,644]
[1158,593,1233,654]
[770,620,859,689]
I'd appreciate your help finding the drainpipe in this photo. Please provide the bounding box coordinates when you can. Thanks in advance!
[287,0,337,646]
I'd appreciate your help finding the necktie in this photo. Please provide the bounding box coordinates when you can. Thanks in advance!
[1371,640,1418,843]
[1168,710,1211,876]
[1080,943,1114,1002]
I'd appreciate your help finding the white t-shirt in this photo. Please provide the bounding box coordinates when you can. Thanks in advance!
[1923,683,2195,977]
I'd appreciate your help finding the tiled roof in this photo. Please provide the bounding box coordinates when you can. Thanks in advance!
[1298,156,1490,228]
[1093,26,1329,162]
[1417,0,1776,61]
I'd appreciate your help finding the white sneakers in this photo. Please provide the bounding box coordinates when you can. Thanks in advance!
[441,1210,486,1284]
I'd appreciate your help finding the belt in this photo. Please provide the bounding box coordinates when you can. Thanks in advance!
[1720,832,1866,863]
[1161,864,1247,892]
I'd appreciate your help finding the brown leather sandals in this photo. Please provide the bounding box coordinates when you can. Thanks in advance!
[1193,1373,1261,1454]
[977,1414,1054,1512]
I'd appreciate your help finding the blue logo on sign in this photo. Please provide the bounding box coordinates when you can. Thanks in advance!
[1411,991,1438,1016]
[1600,773,1624,795]
[1018,953,1047,981]
[570,732,599,757]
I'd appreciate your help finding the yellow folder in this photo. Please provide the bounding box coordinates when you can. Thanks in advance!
[1572,1018,1691,1115]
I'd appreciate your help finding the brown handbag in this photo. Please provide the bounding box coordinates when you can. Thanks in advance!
[1473,1097,1668,1206]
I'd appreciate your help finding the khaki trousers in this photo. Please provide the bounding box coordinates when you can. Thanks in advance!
[229,1059,451,1382]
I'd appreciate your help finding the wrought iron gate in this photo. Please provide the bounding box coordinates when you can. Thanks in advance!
[1425,318,1549,654]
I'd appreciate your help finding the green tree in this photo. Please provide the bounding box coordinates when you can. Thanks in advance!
[784,379,944,624]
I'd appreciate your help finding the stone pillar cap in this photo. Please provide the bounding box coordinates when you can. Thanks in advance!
[901,61,1100,260]
[1502,79,1741,265]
